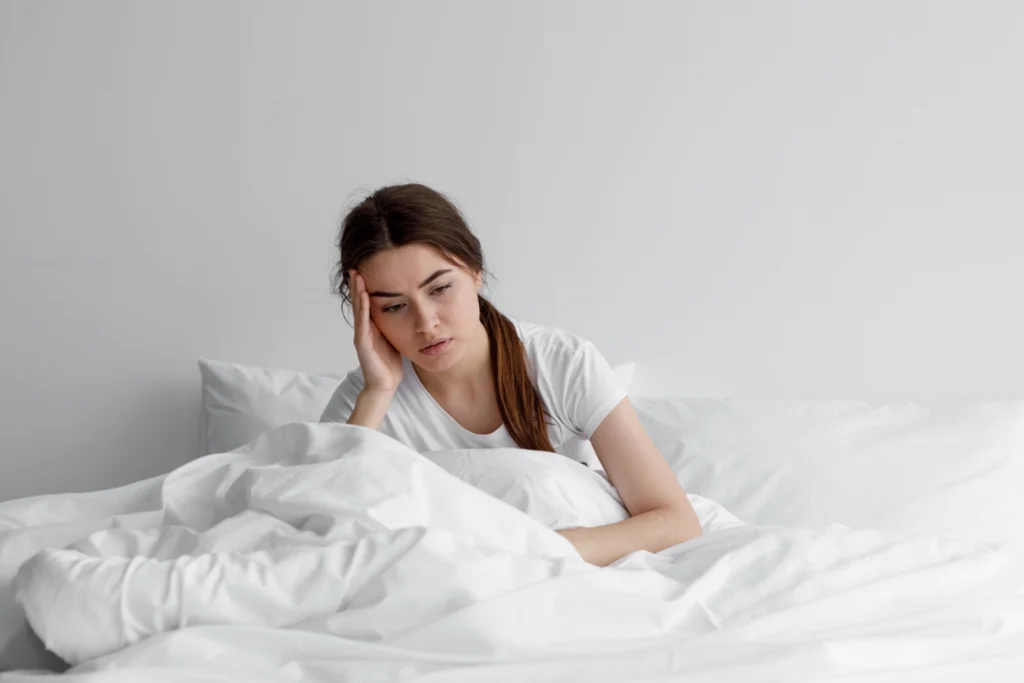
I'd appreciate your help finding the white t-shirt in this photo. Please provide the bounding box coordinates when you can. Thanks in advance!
[318,319,627,470]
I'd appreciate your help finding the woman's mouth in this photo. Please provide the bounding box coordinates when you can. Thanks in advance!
[420,338,452,356]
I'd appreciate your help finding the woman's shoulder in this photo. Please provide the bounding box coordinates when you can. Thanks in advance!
[321,362,419,423]
[513,318,597,361]
[336,365,366,391]
[511,318,626,437]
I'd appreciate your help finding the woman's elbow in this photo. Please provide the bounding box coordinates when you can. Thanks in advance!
[664,504,703,546]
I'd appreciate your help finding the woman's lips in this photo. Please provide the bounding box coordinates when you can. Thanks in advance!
[420,338,452,356]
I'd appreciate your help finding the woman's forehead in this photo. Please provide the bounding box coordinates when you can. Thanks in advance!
[361,244,465,284]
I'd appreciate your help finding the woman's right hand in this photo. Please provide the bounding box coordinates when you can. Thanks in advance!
[350,269,404,396]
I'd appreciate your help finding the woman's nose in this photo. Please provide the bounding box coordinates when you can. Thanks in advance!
[413,301,439,332]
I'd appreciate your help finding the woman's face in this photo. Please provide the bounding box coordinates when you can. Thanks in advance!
[355,243,483,373]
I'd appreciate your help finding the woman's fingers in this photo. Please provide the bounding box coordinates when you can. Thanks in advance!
[351,270,373,345]
[350,270,362,329]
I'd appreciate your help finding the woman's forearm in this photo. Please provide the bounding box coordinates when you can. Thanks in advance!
[558,505,702,567]
[346,389,393,430]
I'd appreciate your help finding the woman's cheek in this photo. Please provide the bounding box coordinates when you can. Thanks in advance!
[371,311,393,337]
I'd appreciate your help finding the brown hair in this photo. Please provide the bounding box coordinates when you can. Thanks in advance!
[330,183,555,453]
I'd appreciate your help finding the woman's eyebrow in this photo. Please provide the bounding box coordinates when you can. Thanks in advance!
[369,269,453,298]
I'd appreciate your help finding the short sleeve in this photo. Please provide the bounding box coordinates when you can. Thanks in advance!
[318,370,365,423]
[557,340,629,439]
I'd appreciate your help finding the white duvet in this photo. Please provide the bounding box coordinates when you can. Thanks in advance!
[3,422,1024,682]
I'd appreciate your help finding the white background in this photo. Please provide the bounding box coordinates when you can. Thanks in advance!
[2,0,1022,500]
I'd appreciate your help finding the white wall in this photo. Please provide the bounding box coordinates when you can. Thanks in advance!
[2,0,1022,501]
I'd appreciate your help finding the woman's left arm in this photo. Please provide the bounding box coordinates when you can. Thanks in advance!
[556,397,702,566]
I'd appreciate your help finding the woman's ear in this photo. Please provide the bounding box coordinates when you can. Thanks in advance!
[474,271,483,292]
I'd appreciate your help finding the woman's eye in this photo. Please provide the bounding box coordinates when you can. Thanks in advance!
[381,285,448,313]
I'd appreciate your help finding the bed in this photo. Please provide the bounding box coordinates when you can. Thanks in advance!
[1,358,1023,681]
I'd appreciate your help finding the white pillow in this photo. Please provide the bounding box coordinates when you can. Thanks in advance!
[634,397,1024,544]
[198,358,342,455]
[198,359,637,457]
[424,447,744,535]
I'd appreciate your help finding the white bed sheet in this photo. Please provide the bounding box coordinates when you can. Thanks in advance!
[635,397,1024,544]
[1,422,1022,682]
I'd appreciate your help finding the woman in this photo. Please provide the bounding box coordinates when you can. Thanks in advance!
[320,183,702,566]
